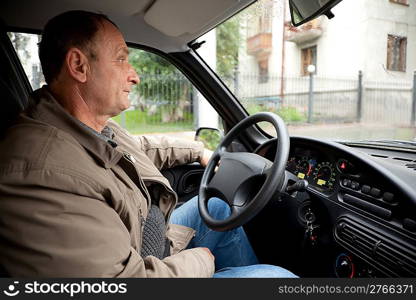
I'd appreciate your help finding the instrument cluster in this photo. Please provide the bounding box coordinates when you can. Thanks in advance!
[286,147,357,193]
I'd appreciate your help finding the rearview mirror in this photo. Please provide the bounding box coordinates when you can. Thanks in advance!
[289,0,343,27]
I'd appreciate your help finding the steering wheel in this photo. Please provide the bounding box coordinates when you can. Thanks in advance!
[198,112,290,232]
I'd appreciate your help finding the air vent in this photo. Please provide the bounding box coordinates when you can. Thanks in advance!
[371,154,388,159]
[393,157,413,162]
[335,217,416,277]
[405,163,416,171]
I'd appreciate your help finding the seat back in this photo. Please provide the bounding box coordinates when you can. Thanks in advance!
[0,21,33,277]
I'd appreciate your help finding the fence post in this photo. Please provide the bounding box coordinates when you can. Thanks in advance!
[234,69,240,99]
[357,70,363,123]
[192,87,199,129]
[307,70,314,123]
[411,71,416,127]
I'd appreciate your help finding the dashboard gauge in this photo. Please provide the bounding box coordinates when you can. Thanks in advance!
[296,158,313,179]
[286,157,297,173]
[312,162,336,189]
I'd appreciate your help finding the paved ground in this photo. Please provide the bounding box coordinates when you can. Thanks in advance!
[142,123,416,142]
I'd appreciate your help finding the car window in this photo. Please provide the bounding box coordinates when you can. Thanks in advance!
[8,32,44,90]
[197,0,416,143]
[8,32,221,145]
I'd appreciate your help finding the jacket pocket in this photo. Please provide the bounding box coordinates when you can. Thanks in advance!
[166,223,196,255]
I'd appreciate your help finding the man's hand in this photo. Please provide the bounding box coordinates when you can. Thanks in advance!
[200,149,213,167]
[200,247,215,260]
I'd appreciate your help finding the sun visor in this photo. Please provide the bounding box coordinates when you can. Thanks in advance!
[144,0,244,37]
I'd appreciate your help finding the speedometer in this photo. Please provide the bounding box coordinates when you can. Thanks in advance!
[312,162,336,190]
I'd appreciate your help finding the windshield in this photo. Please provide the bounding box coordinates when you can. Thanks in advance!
[197,0,416,144]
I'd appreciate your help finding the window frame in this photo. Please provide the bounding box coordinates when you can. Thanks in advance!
[389,0,409,6]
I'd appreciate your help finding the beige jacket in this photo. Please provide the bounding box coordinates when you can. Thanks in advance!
[0,87,215,277]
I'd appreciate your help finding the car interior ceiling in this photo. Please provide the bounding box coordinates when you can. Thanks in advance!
[0,0,256,53]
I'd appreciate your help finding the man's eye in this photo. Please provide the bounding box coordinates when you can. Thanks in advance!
[114,58,127,63]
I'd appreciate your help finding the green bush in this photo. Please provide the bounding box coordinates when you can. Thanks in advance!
[245,103,266,115]
[245,103,306,123]
[277,106,306,123]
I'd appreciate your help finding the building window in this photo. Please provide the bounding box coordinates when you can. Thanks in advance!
[387,35,407,72]
[301,46,317,76]
[389,0,409,6]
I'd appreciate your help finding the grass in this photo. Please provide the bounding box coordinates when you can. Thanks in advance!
[112,110,194,134]
[112,105,306,135]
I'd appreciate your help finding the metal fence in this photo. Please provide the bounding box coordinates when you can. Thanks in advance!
[115,74,195,134]
[236,71,416,126]
[113,71,416,133]
[363,79,413,125]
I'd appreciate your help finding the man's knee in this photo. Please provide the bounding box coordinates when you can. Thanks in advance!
[207,198,231,221]
[171,197,230,225]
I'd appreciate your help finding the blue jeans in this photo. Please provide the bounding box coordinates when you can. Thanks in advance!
[170,197,297,278]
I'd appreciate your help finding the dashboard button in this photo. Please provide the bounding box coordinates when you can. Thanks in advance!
[350,181,360,190]
[370,188,381,198]
[361,185,371,194]
[382,192,395,203]
[342,179,351,187]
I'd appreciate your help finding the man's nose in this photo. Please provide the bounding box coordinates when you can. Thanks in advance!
[128,65,140,85]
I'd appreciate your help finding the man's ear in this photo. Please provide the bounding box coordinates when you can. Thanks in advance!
[65,48,89,83]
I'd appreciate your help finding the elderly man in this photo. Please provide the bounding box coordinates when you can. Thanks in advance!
[0,10,296,278]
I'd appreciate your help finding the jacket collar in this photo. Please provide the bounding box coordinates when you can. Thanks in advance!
[28,86,123,168]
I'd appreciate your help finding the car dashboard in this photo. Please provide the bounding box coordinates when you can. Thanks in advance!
[251,136,416,278]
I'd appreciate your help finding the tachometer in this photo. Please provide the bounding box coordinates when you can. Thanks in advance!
[312,162,336,190]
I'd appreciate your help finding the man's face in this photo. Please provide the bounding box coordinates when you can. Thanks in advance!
[85,20,139,118]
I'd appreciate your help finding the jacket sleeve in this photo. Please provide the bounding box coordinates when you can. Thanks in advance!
[136,135,205,170]
[108,120,205,170]
[0,170,214,278]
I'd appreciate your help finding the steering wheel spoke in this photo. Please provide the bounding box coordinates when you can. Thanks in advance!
[207,152,272,205]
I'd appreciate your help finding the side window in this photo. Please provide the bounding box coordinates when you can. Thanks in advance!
[8,33,221,147]
[112,48,220,145]
[8,32,44,89]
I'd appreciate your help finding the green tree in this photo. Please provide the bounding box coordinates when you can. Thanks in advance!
[128,50,192,122]
[127,18,244,123]
[216,17,241,79]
